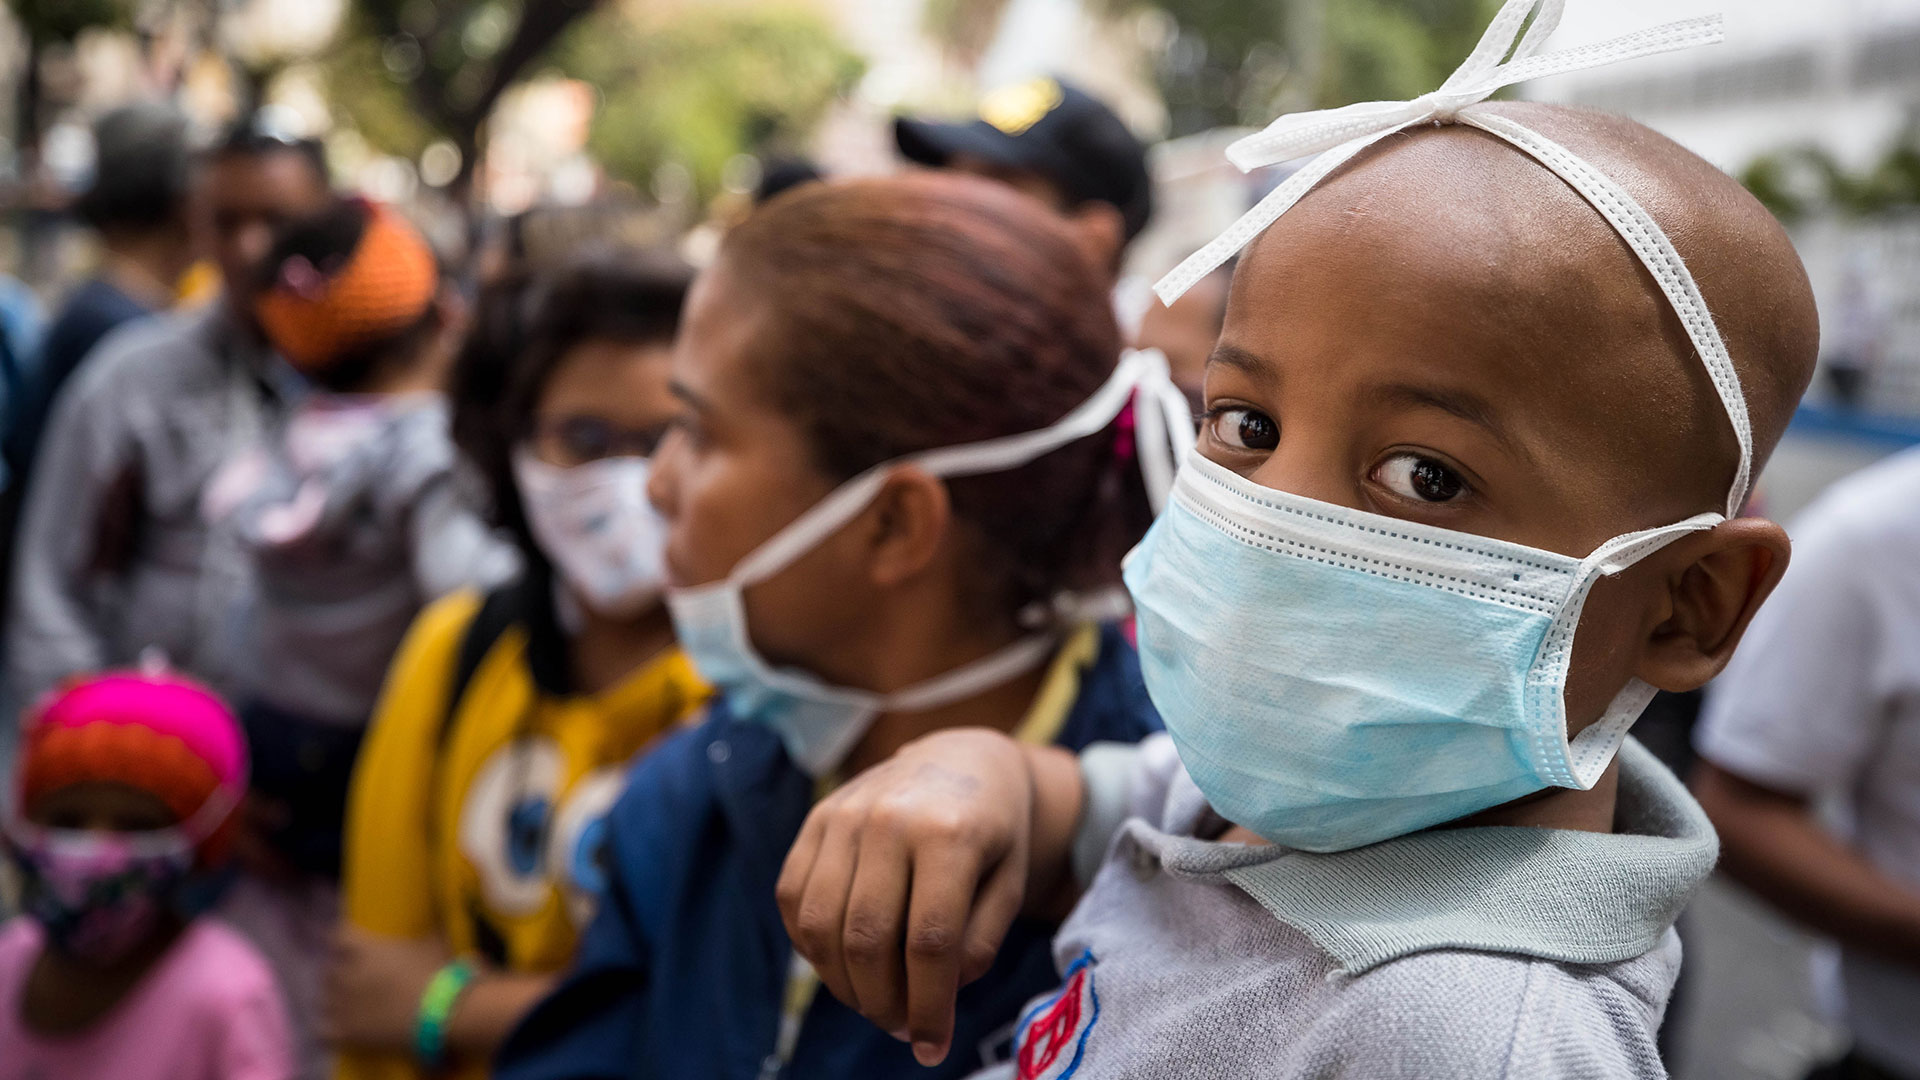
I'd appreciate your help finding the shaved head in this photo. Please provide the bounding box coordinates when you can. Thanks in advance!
[1230,101,1816,526]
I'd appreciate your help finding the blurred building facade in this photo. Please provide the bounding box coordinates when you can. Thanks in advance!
[1527,0,1920,417]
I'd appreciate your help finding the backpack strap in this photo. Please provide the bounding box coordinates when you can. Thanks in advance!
[437,582,527,753]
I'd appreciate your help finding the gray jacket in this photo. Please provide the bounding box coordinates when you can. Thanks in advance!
[6,304,284,706]
[979,735,1718,1079]
[206,394,516,724]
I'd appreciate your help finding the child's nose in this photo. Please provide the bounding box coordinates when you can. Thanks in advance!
[1246,441,1361,511]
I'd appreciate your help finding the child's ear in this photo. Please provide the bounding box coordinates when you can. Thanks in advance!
[1635,517,1790,692]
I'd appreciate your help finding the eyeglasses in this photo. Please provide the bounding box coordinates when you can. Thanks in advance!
[526,416,669,468]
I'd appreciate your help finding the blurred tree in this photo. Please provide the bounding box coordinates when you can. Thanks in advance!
[331,0,605,200]
[557,4,863,205]
[1094,0,1500,137]
[6,0,132,161]
[1741,128,1920,224]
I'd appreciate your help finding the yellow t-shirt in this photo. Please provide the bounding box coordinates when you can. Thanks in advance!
[337,589,706,1080]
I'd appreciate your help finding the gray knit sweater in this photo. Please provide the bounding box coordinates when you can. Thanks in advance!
[976,735,1717,1079]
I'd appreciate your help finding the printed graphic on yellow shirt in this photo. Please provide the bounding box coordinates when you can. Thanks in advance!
[458,740,627,931]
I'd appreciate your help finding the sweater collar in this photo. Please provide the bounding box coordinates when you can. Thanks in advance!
[1141,738,1718,974]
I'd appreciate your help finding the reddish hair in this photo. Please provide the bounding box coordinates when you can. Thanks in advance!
[718,172,1148,619]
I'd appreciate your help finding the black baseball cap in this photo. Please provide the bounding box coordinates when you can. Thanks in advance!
[895,77,1153,243]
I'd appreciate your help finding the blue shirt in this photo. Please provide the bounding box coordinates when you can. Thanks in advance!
[495,624,1161,1080]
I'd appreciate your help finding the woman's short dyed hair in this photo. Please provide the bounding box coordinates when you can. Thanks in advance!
[716,172,1150,621]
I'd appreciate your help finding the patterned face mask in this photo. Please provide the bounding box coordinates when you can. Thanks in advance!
[4,786,236,966]
[5,826,195,964]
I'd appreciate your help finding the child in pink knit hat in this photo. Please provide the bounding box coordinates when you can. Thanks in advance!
[0,670,295,1080]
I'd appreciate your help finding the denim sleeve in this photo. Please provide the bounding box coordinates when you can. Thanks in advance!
[493,813,653,1080]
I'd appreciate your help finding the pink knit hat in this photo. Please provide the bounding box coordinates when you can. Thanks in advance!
[17,672,247,826]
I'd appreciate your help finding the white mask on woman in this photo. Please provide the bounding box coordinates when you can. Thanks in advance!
[514,450,669,619]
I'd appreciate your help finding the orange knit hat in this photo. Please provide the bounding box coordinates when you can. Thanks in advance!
[16,671,246,827]
[254,198,439,374]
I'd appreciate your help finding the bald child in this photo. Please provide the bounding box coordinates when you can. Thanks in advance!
[770,82,1816,1080]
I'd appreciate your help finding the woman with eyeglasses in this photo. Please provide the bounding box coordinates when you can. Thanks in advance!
[324,252,708,1080]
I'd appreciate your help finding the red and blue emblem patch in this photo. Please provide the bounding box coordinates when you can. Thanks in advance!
[1014,950,1099,1080]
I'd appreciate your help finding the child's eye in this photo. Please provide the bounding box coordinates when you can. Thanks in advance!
[1207,407,1279,452]
[1374,453,1468,503]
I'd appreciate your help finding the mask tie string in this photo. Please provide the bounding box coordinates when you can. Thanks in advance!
[1153,0,1722,301]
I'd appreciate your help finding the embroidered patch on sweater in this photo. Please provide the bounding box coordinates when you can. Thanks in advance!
[1014,950,1100,1080]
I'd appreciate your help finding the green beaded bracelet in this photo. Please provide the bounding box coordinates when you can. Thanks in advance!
[414,959,478,1068]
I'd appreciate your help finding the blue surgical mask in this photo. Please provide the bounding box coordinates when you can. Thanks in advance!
[1124,454,1720,852]
[666,349,1193,776]
[1135,0,1753,853]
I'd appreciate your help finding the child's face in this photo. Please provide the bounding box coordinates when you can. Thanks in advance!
[28,782,178,833]
[1199,139,1739,734]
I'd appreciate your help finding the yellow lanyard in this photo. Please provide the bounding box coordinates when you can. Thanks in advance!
[759,627,1099,1078]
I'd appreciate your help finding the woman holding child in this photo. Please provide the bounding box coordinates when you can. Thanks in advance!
[492,172,1182,1079]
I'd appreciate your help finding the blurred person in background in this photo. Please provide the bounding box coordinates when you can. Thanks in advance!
[0,104,196,660]
[896,77,1152,297]
[0,670,293,1080]
[3,105,196,506]
[1693,445,1920,1080]
[0,273,45,494]
[1135,261,1230,410]
[494,172,1175,1080]
[1821,258,1886,412]
[5,117,332,710]
[201,195,514,1079]
[325,251,707,1080]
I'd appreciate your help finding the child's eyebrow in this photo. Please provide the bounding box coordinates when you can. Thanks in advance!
[1205,343,1273,382]
[1376,383,1535,464]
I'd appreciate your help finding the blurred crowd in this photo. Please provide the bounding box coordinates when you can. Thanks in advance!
[0,79,1226,1080]
[0,26,1913,1080]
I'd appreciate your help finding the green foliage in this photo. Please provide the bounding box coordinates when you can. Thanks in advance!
[1098,0,1500,136]
[324,31,442,159]
[1741,130,1920,224]
[1322,0,1497,108]
[6,0,129,43]
[557,4,864,202]
[329,0,602,196]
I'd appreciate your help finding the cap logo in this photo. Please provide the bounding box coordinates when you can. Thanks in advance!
[981,77,1064,137]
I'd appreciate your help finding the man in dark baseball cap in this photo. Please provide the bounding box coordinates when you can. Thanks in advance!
[895,77,1152,276]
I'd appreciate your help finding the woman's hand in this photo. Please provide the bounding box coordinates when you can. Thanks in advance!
[321,926,449,1052]
[775,727,1083,1067]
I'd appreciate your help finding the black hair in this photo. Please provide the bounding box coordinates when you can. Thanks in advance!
[257,197,440,393]
[451,248,695,555]
[75,105,191,232]
[206,114,329,183]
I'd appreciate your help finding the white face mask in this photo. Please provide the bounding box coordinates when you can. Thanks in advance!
[666,349,1194,776]
[514,451,669,619]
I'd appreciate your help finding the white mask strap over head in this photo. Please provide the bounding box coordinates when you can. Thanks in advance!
[726,346,1193,590]
[1155,0,1752,518]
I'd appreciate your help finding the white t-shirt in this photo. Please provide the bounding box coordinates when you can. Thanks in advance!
[1697,445,1920,1072]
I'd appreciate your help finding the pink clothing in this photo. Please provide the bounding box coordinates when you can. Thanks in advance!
[0,916,295,1080]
